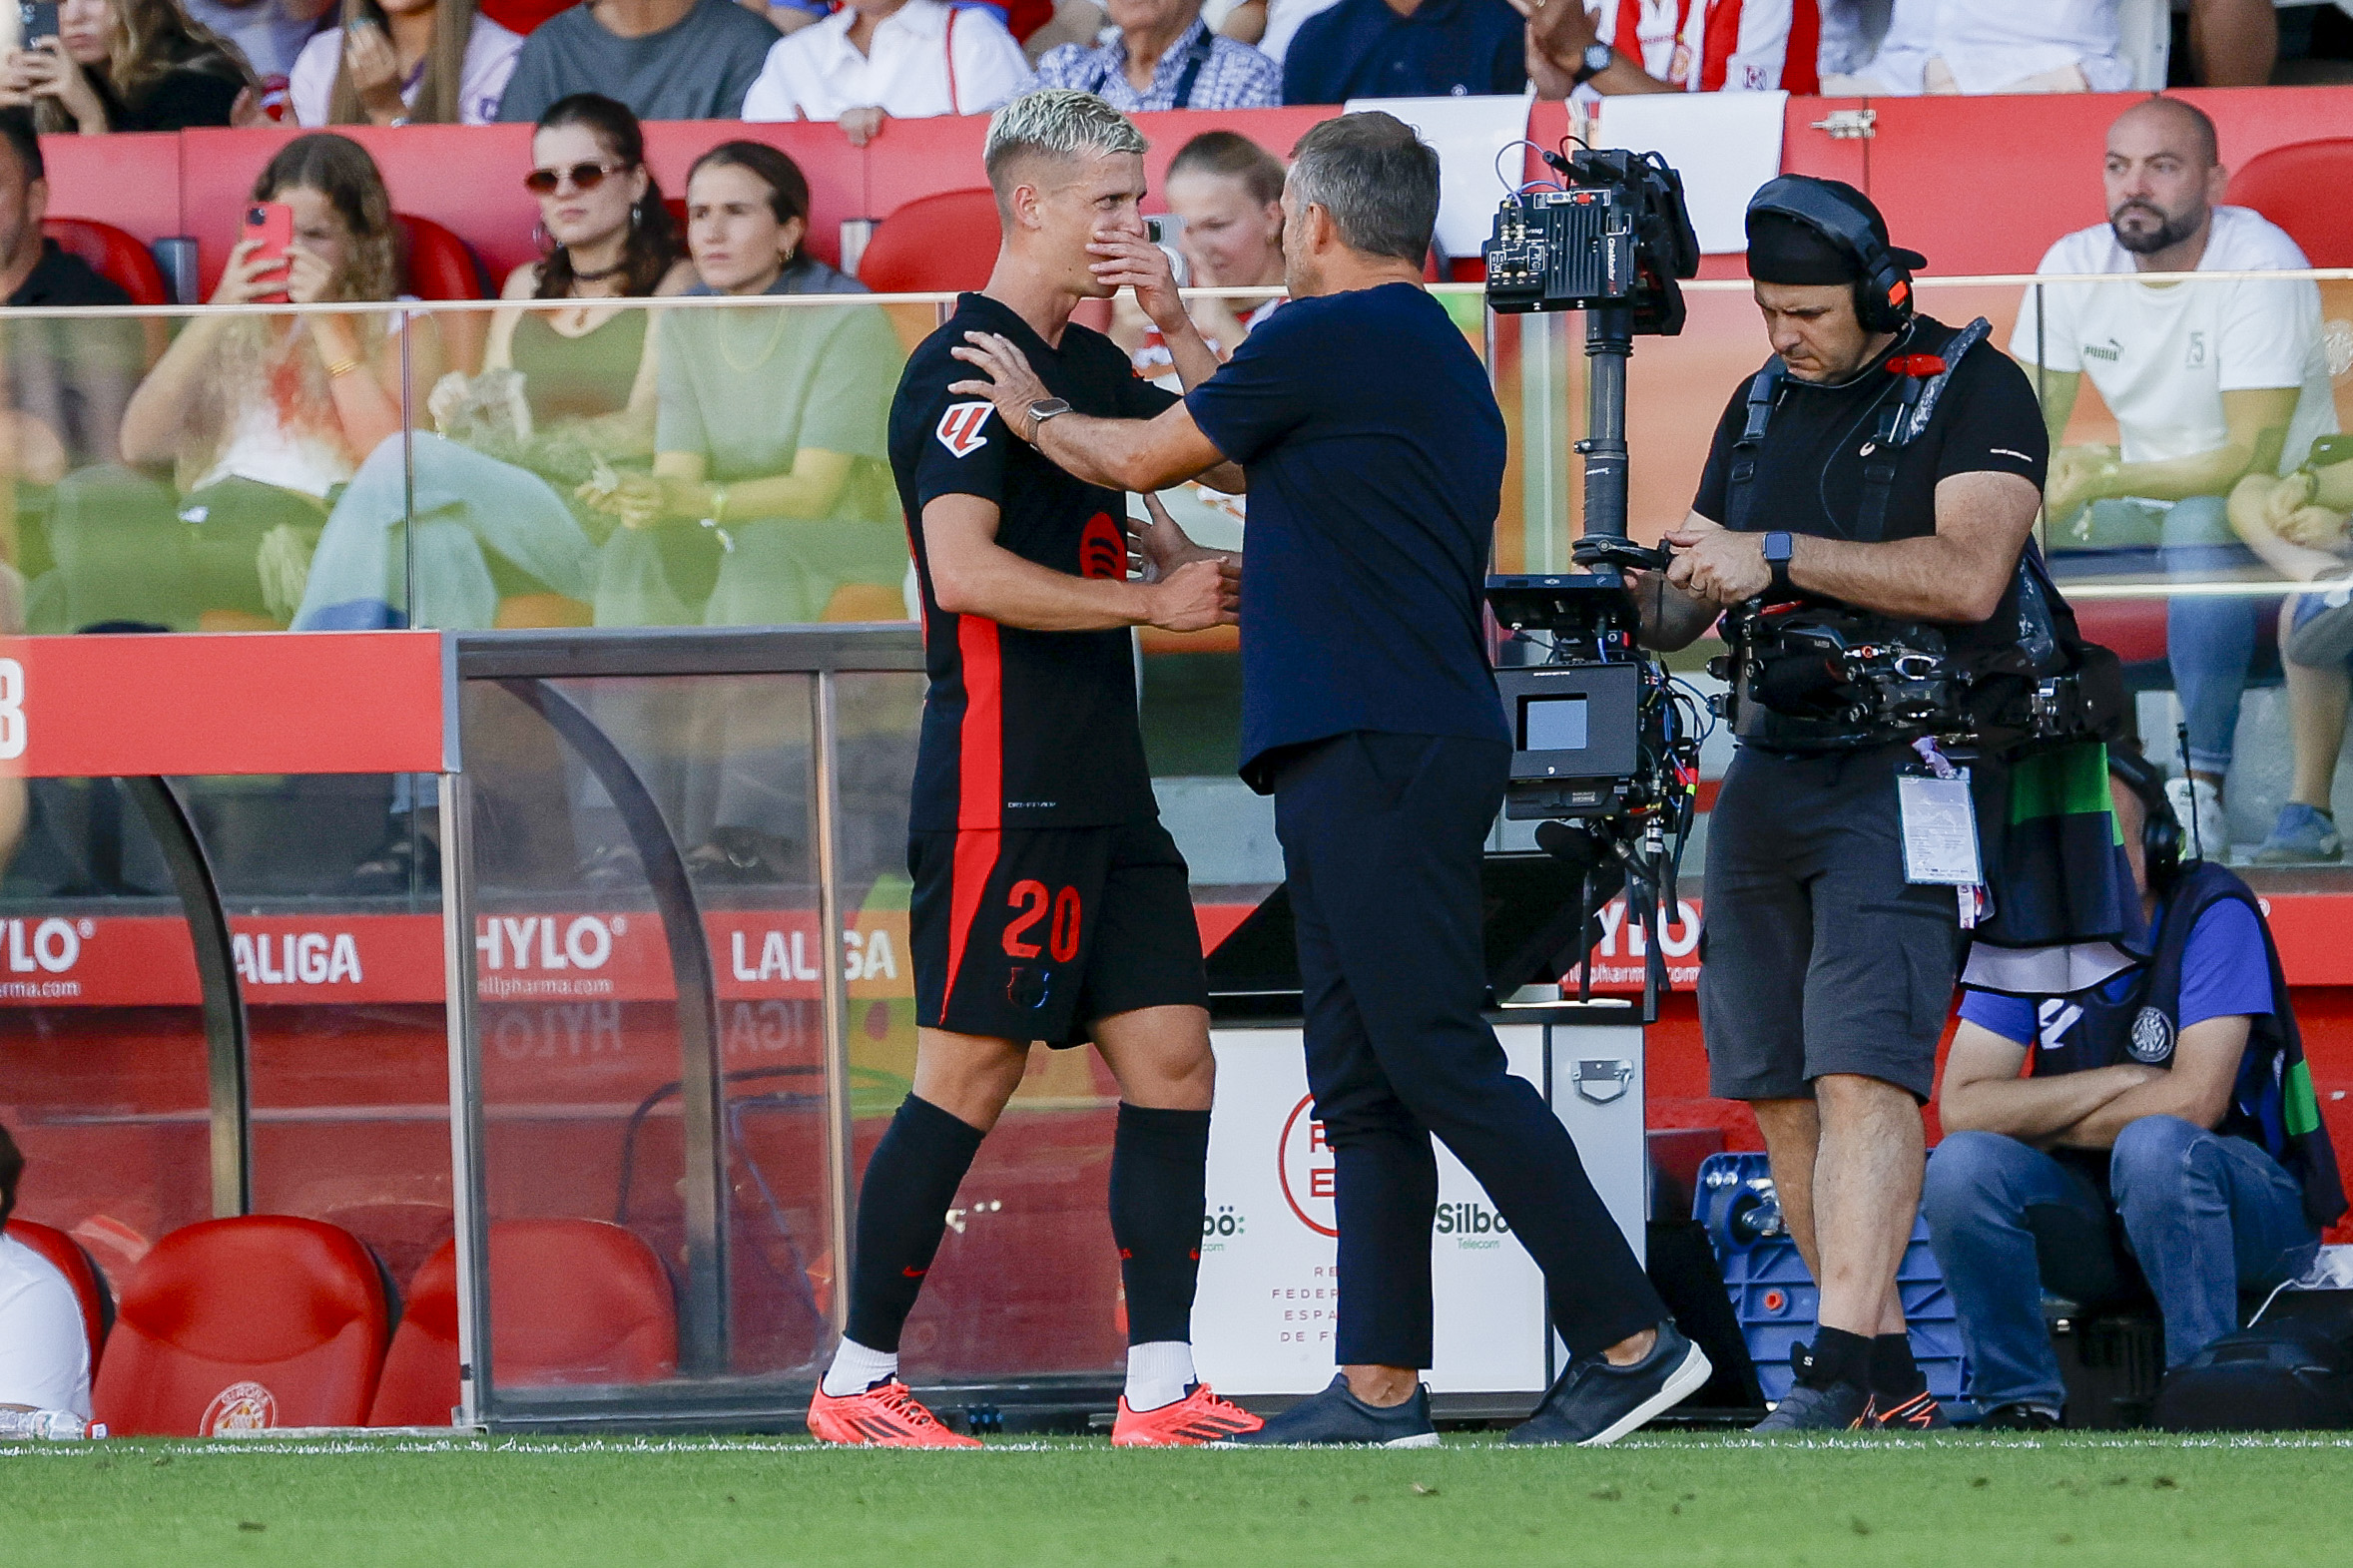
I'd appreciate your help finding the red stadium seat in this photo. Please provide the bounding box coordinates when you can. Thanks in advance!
[2072,599,2169,667]
[5,1219,112,1374]
[2226,140,2353,266]
[859,188,1001,293]
[477,0,573,34]
[40,217,169,305]
[395,213,488,300]
[90,1216,391,1436]
[365,1219,677,1426]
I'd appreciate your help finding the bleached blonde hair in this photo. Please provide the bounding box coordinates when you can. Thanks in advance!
[983,90,1148,217]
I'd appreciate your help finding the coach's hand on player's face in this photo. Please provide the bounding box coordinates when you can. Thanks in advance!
[1089,231,1186,334]
[1143,556,1235,632]
[950,332,1052,440]
[1664,516,1771,606]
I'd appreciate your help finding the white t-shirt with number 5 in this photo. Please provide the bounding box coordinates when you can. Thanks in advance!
[2009,206,2338,476]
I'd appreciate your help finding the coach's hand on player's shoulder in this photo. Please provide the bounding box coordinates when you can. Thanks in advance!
[1089,231,1186,335]
[950,333,1051,440]
[1143,557,1235,633]
[1664,516,1770,606]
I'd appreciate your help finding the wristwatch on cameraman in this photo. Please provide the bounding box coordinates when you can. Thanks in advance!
[1024,396,1072,442]
[1571,43,1612,86]
[1762,531,1797,599]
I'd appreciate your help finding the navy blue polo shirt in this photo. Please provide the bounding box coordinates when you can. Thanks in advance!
[1281,0,1527,105]
[1185,282,1511,785]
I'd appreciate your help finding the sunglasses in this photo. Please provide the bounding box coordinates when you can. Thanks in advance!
[524,162,628,196]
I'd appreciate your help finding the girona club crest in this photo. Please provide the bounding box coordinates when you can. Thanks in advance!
[935,400,993,458]
[1079,512,1126,580]
[201,1379,278,1434]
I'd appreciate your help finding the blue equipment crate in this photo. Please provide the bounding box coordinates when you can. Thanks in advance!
[1693,1151,1969,1405]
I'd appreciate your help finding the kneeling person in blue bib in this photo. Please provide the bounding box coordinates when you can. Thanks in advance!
[1925,751,2346,1428]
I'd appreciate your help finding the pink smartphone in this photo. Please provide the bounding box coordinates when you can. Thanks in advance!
[242,201,294,303]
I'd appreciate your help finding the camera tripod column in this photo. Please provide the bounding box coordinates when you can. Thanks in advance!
[1575,304,1639,571]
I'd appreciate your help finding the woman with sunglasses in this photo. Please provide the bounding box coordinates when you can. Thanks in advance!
[299,97,689,640]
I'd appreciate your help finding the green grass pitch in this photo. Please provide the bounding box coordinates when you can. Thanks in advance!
[2,1432,2347,1567]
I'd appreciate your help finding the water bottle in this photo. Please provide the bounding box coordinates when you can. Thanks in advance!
[0,1408,100,1440]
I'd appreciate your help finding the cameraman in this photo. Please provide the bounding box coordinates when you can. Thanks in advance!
[1636,177,2049,1431]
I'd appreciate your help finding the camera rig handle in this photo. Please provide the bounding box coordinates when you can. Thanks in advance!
[1572,536,1669,574]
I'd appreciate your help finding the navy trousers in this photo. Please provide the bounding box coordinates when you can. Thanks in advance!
[1270,731,1664,1366]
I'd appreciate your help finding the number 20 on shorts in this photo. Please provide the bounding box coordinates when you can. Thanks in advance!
[1003,880,1082,963]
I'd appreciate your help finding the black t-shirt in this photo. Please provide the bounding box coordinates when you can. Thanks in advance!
[1692,314,2049,544]
[9,240,131,307]
[891,291,1177,832]
[99,67,244,132]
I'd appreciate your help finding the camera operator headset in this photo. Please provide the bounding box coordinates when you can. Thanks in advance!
[1629,175,2061,1431]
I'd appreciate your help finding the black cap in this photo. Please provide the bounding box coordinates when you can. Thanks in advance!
[1745,177,1927,285]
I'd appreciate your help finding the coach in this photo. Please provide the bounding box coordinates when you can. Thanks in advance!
[945,110,1706,1447]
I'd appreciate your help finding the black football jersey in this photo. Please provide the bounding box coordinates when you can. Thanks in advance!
[891,291,1179,831]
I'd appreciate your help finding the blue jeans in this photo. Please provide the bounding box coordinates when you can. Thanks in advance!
[1921,1119,2317,1410]
[2148,494,2279,776]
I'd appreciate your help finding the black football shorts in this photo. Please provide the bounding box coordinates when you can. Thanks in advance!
[908,817,1208,1047]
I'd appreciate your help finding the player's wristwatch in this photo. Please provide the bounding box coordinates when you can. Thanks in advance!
[1024,397,1072,442]
[1762,531,1796,599]
[1572,43,1612,85]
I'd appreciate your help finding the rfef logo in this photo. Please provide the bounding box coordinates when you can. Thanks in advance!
[935,401,993,458]
[1277,1095,1338,1238]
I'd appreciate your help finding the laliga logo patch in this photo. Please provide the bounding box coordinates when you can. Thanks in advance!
[202,1379,278,1435]
[2128,1005,2176,1065]
[935,401,993,458]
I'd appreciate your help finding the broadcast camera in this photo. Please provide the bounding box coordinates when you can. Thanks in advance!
[1479,144,1703,1020]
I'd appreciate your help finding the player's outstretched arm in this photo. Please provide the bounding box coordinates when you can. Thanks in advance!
[924,493,1236,634]
[949,332,1248,494]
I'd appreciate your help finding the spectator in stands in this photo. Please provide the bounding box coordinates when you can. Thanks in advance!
[2218,455,2353,862]
[1823,0,2127,95]
[740,0,1028,144]
[2015,97,2335,860]
[1925,753,2338,1427]
[1030,0,1280,110]
[496,0,779,125]
[120,134,443,632]
[289,0,522,125]
[1279,0,1523,103]
[1519,0,1820,96]
[0,109,141,487]
[0,1125,92,1435]
[183,0,333,82]
[1,0,256,132]
[296,93,687,635]
[586,141,901,629]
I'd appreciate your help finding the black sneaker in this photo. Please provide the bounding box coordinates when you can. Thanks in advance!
[1216,1374,1438,1448]
[1751,1377,1872,1432]
[1976,1401,2061,1431]
[1506,1321,1713,1446]
[1866,1388,1952,1431]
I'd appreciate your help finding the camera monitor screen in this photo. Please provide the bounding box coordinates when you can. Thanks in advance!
[1520,695,1588,753]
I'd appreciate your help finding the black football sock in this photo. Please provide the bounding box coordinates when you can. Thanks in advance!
[1809,1325,1874,1389]
[842,1094,986,1355]
[1870,1331,1924,1398]
[1109,1102,1213,1347]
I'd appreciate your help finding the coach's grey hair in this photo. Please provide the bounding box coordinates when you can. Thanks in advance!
[984,90,1149,211]
[1288,112,1440,265]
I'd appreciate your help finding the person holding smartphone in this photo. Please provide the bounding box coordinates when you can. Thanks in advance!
[289,0,522,127]
[120,133,443,628]
[0,0,254,132]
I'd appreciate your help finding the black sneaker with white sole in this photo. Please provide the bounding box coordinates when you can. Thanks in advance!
[1505,1321,1712,1446]
[1217,1374,1439,1447]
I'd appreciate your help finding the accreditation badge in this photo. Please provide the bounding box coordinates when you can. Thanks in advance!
[1896,772,1983,886]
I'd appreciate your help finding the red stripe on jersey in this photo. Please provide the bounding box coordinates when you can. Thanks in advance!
[941,615,1005,1009]
[1699,0,1737,91]
[1781,0,1820,95]
[956,614,1002,830]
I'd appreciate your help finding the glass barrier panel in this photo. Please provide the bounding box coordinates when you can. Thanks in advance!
[0,777,215,1297]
